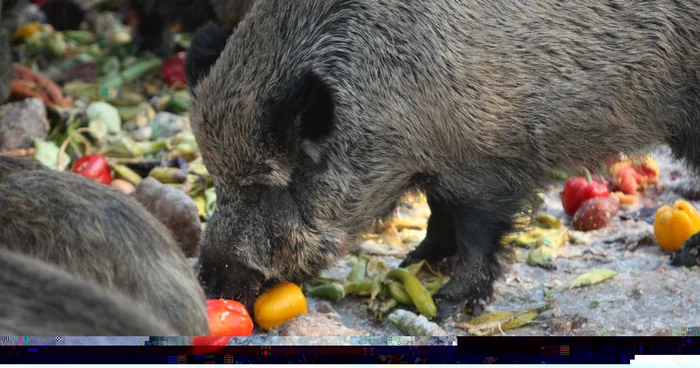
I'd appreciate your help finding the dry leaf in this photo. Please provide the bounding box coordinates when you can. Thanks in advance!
[358,241,409,256]
[380,224,403,246]
[527,246,554,268]
[457,304,552,336]
[399,229,426,245]
[392,217,427,231]
[566,269,618,290]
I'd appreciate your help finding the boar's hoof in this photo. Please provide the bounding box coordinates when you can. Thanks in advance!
[671,233,700,267]
[433,260,496,306]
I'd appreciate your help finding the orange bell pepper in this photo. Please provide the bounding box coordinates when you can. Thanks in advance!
[253,282,308,331]
[609,156,659,194]
[654,200,700,252]
[12,22,42,41]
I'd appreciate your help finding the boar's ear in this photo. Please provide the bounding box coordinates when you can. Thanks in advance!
[185,22,231,92]
[270,70,335,166]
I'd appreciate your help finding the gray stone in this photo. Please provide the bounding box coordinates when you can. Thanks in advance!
[0,98,49,152]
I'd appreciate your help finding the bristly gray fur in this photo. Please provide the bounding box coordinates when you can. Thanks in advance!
[187,0,700,309]
[0,156,209,335]
[0,248,179,336]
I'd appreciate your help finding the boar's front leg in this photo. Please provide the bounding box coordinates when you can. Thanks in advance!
[433,195,522,306]
[399,195,457,268]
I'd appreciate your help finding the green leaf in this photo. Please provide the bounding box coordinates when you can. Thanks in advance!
[86,101,121,135]
[32,139,68,171]
[204,187,217,220]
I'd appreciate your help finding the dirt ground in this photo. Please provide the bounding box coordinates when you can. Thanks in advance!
[264,145,699,337]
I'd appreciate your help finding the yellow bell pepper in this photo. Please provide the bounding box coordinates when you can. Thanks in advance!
[654,200,700,252]
[253,281,308,331]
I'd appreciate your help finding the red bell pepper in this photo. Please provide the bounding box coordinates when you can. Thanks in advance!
[561,168,610,216]
[162,52,187,86]
[71,154,112,185]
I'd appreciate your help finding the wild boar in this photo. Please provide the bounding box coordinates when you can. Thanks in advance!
[0,156,209,335]
[0,247,178,336]
[185,0,700,310]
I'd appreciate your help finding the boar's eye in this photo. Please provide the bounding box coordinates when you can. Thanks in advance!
[240,185,263,202]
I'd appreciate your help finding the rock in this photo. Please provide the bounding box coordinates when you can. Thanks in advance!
[552,319,573,334]
[629,288,643,299]
[131,177,201,258]
[0,98,49,152]
[312,301,337,315]
[277,313,367,337]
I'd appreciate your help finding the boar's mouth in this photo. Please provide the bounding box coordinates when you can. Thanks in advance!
[199,260,266,313]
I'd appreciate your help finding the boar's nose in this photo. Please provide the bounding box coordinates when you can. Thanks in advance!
[202,272,263,316]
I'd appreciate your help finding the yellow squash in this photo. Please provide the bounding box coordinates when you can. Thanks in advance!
[253,282,308,331]
[654,200,700,252]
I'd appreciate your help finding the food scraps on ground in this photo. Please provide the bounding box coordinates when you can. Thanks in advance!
[654,200,700,252]
[302,257,448,321]
[11,63,72,107]
[566,269,618,290]
[162,52,187,87]
[609,156,660,194]
[611,191,638,205]
[456,304,552,336]
[384,268,437,319]
[387,309,447,336]
[253,282,309,331]
[572,195,621,232]
[109,179,135,194]
[71,153,112,185]
[561,168,610,216]
[204,299,254,337]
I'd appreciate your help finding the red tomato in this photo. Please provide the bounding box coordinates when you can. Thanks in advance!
[71,154,112,185]
[206,299,254,336]
[162,52,187,86]
[188,299,252,355]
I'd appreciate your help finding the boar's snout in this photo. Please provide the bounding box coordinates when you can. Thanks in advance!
[199,257,266,314]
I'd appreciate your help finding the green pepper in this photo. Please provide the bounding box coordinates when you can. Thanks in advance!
[304,283,345,301]
[385,268,437,319]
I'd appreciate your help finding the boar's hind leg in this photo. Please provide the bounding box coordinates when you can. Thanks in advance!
[399,195,457,267]
[433,195,523,305]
